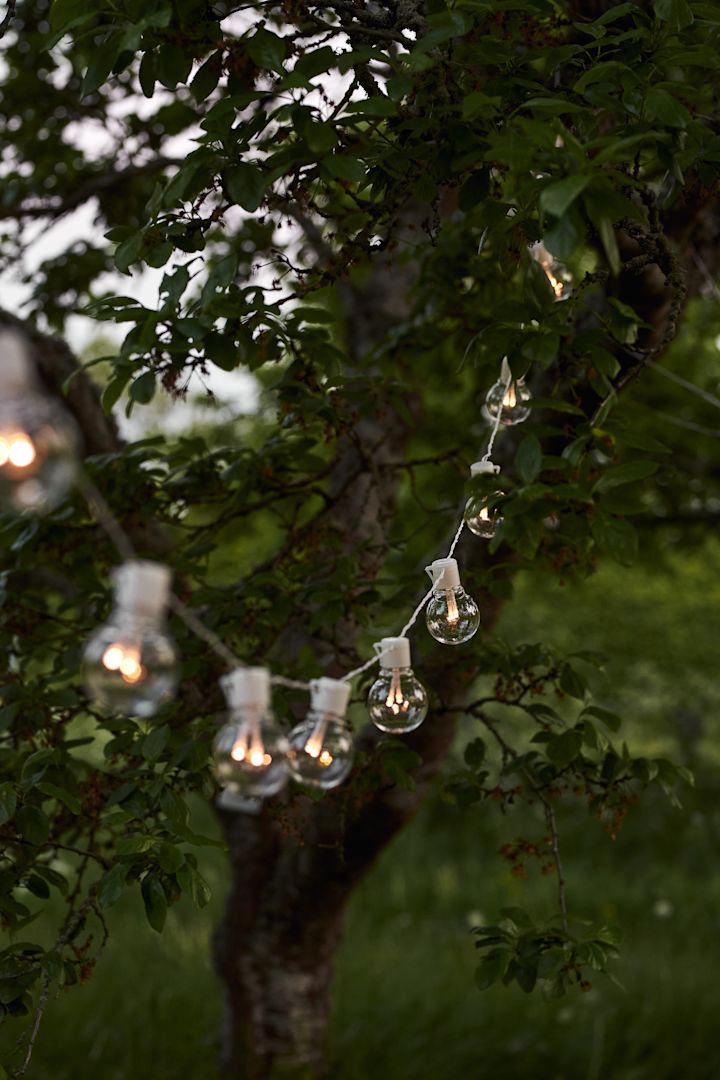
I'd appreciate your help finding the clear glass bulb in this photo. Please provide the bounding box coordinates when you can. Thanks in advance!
[426,586,480,645]
[286,710,354,789]
[212,705,288,798]
[367,667,428,734]
[464,490,505,539]
[529,241,572,301]
[82,610,178,717]
[485,378,531,427]
[0,397,78,514]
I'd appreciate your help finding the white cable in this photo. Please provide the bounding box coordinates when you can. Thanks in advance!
[74,357,513,695]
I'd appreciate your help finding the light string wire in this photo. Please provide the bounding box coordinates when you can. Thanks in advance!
[74,359,514,697]
[342,363,513,683]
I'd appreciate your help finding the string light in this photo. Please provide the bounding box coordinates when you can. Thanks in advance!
[212,667,288,797]
[464,460,505,540]
[82,561,178,718]
[286,678,354,789]
[424,558,480,645]
[367,637,428,734]
[0,331,78,513]
[0,328,538,800]
[484,358,531,427]
[529,241,572,301]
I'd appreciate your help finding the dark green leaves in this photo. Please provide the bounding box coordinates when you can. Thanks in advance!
[540,176,590,218]
[141,875,168,933]
[16,805,50,846]
[246,28,287,73]
[516,436,542,485]
[594,460,659,491]
[0,784,17,826]
[224,164,267,212]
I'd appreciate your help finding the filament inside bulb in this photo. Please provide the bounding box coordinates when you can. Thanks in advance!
[233,712,272,768]
[446,590,459,624]
[385,669,410,715]
[304,714,333,764]
[0,433,37,469]
[102,644,145,685]
[502,383,517,408]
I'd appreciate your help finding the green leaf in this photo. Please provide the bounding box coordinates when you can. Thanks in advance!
[543,208,584,259]
[540,176,590,218]
[583,705,622,732]
[102,371,131,413]
[177,861,212,909]
[516,435,542,484]
[191,51,222,103]
[0,783,17,826]
[130,371,157,405]
[645,87,690,129]
[475,950,509,990]
[98,864,129,909]
[82,43,118,97]
[654,0,694,29]
[115,231,144,274]
[464,738,486,770]
[547,729,583,768]
[246,28,287,73]
[156,44,193,89]
[559,663,587,701]
[37,783,81,815]
[594,460,659,491]
[225,164,267,213]
[141,874,167,933]
[142,724,169,761]
[138,51,156,98]
[50,0,90,32]
[584,194,620,275]
[16,805,50,846]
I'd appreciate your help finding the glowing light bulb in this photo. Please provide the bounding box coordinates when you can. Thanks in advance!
[212,668,288,799]
[424,558,480,646]
[287,678,354,790]
[464,460,505,540]
[0,331,79,514]
[529,241,572,301]
[367,637,428,734]
[82,561,178,718]
[484,360,532,427]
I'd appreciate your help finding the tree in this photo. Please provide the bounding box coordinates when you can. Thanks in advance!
[0,0,717,1076]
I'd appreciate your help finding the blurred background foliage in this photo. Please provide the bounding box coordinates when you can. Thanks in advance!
[3,291,720,1078]
[5,537,720,1080]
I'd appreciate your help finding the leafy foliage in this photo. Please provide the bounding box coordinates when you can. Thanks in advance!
[0,0,718,1072]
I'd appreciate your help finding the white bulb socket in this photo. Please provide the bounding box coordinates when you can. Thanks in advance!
[0,332,35,395]
[310,677,351,718]
[470,460,501,478]
[221,666,271,711]
[426,557,461,591]
[112,560,172,616]
[374,636,411,669]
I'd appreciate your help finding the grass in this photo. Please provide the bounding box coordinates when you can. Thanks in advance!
[5,543,720,1079]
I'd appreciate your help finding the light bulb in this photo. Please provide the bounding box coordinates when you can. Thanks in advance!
[212,667,288,798]
[484,358,531,427]
[529,241,572,301]
[367,637,428,734]
[82,561,178,717]
[425,558,480,646]
[464,460,505,540]
[287,677,354,789]
[0,332,79,514]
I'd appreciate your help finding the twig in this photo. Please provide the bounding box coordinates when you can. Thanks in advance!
[544,803,569,933]
[0,0,16,41]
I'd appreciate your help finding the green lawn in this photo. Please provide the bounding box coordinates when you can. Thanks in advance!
[6,544,720,1079]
